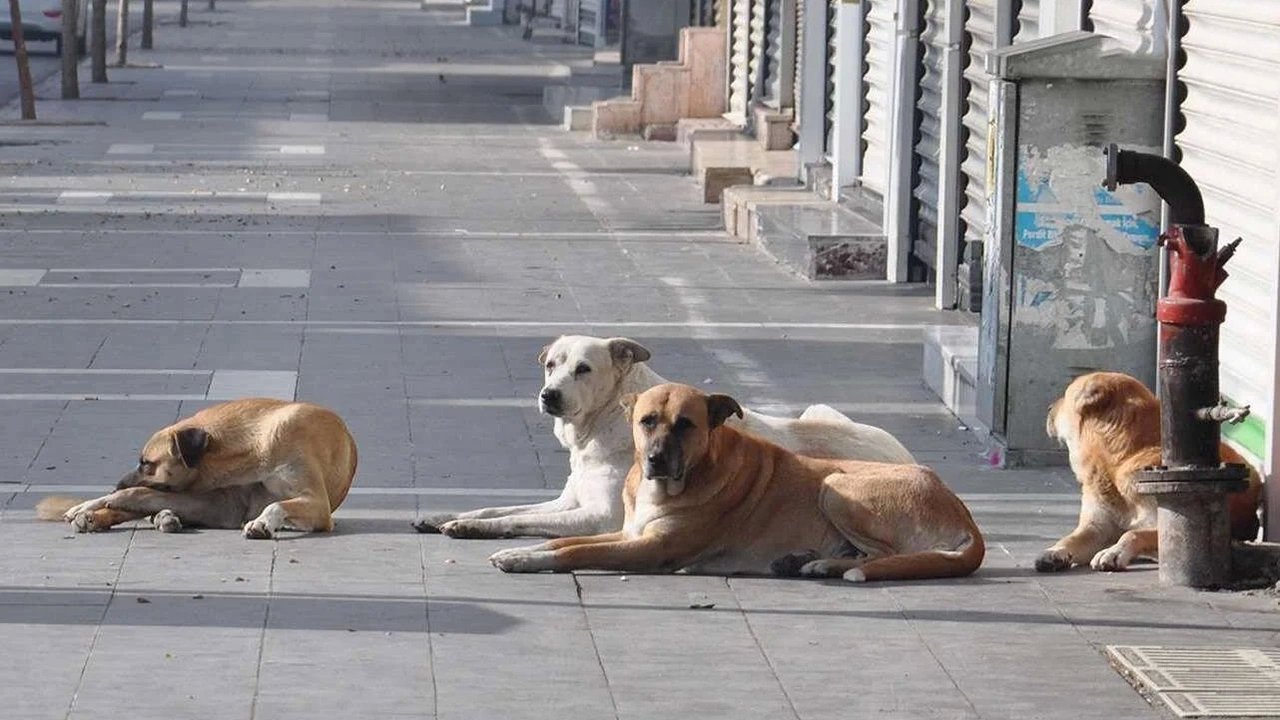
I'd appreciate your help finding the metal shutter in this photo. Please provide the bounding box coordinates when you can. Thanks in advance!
[788,0,798,119]
[762,0,783,107]
[958,0,996,258]
[1088,0,1160,53]
[1176,0,1280,423]
[1015,0,1039,42]
[727,0,752,121]
[860,0,895,197]
[823,0,837,155]
[749,0,768,103]
[913,0,947,269]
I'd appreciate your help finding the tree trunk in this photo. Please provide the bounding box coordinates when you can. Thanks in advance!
[60,0,79,98]
[140,0,152,49]
[178,0,187,27]
[113,0,128,67]
[91,0,107,82]
[8,0,36,119]
[207,0,214,10]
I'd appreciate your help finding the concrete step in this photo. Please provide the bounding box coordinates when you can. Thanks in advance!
[922,324,982,434]
[563,105,592,131]
[465,1,503,25]
[721,186,823,243]
[690,135,796,203]
[753,203,886,280]
[676,117,740,151]
[544,85,623,126]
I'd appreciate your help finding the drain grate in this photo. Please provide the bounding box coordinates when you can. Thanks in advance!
[1108,646,1280,717]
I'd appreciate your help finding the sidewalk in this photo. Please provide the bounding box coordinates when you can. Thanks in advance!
[0,1,1276,718]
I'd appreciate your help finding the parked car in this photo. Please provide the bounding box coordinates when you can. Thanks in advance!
[0,0,89,55]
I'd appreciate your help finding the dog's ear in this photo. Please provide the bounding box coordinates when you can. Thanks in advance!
[173,427,210,468]
[619,393,639,420]
[607,338,651,367]
[1076,377,1111,413]
[537,342,553,367]
[706,394,744,429]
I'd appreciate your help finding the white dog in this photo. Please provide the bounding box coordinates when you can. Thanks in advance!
[412,335,915,539]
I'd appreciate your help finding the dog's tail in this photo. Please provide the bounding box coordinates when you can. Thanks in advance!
[34,496,81,521]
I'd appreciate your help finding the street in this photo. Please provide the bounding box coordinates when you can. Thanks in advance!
[0,1,1277,719]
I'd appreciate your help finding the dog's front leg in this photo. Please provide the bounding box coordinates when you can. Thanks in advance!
[64,488,193,533]
[440,506,619,540]
[414,496,572,534]
[1035,512,1121,572]
[490,533,686,574]
[243,495,333,539]
[1091,528,1157,571]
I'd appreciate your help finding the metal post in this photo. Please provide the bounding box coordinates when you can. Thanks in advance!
[141,0,152,49]
[113,0,128,66]
[179,0,188,27]
[1105,144,1251,589]
[91,0,107,81]
[60,0,80,99]
[8,0,36,119]
[207,0,214,9]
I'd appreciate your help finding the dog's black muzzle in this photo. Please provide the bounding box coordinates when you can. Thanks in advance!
[539,388,563,416]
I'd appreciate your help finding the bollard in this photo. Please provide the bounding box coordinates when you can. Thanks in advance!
[1103,144,1250,588]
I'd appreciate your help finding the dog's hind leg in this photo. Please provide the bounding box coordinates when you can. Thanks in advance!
[1090,528,1157,571]
[414,495,573,534]
[243,495,333,539]
[439,506,618,539]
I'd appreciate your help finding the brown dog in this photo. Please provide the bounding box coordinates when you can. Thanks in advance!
[489,383,984,582]
[35,398,357,539]
[1040,371,1261,572]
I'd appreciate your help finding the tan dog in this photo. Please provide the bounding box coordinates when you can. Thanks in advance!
[1040,371,1262,572]
[35,398,358,539]
[489,383,984,582]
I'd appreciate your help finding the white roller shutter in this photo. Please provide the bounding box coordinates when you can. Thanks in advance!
[1176,0,1280,431]
[958,0,996,258]
[792,0,805,121]
[1088,0,1160,53]
[913,0,947,270]
[761,0,795,108]
[727,0,752,122]
[1015,0,1039,42]
[860,0,895,197]
[749,0,768,102]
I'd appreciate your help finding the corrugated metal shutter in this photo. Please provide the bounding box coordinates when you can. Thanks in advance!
[1176,0,1280,425]
[1088,0,1160,53]
[823,0,837,155]
[958,0,996,258]
[762,0,785,107]
[793,0,804,122]
[749,0,768,103]
[728,0,752,121]
[860,0,895,197]
[1015,0,1039,42]
[912,0,947,270]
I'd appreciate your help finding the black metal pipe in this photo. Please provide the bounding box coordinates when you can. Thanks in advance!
[1103,143,1206,227]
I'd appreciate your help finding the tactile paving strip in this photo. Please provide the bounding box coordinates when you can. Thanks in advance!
[1107,646,1280,717]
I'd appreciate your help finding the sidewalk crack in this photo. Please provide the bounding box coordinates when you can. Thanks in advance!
[63,525,138,720]
[726,578,802,720]
[572,573,621,720]
[248,542,278,720]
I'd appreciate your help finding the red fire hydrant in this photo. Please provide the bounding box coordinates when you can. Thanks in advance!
[1104,144,1250,588]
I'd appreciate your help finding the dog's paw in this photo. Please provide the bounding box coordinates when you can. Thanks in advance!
[152,510,183,534]
[798,559,843,578]
[70,512,103,533]
[440,519,501,539]
[842,568,868,583]
[1090,545,1129,572]
[242,519,274,540]
[412,513,454,534]
[771,550,820,577]
[488,548,553,573]
[1034,548,1073,573]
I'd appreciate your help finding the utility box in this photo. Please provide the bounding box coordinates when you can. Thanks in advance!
[977,32,1167,466]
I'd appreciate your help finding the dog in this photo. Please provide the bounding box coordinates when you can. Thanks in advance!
[35,398,358,540]
[1039,371,1262,572]
[413,335,916,539]
[488,383,984,581]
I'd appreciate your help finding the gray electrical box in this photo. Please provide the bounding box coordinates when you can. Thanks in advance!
[620,0,693,73]
[977,32,1167,466]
